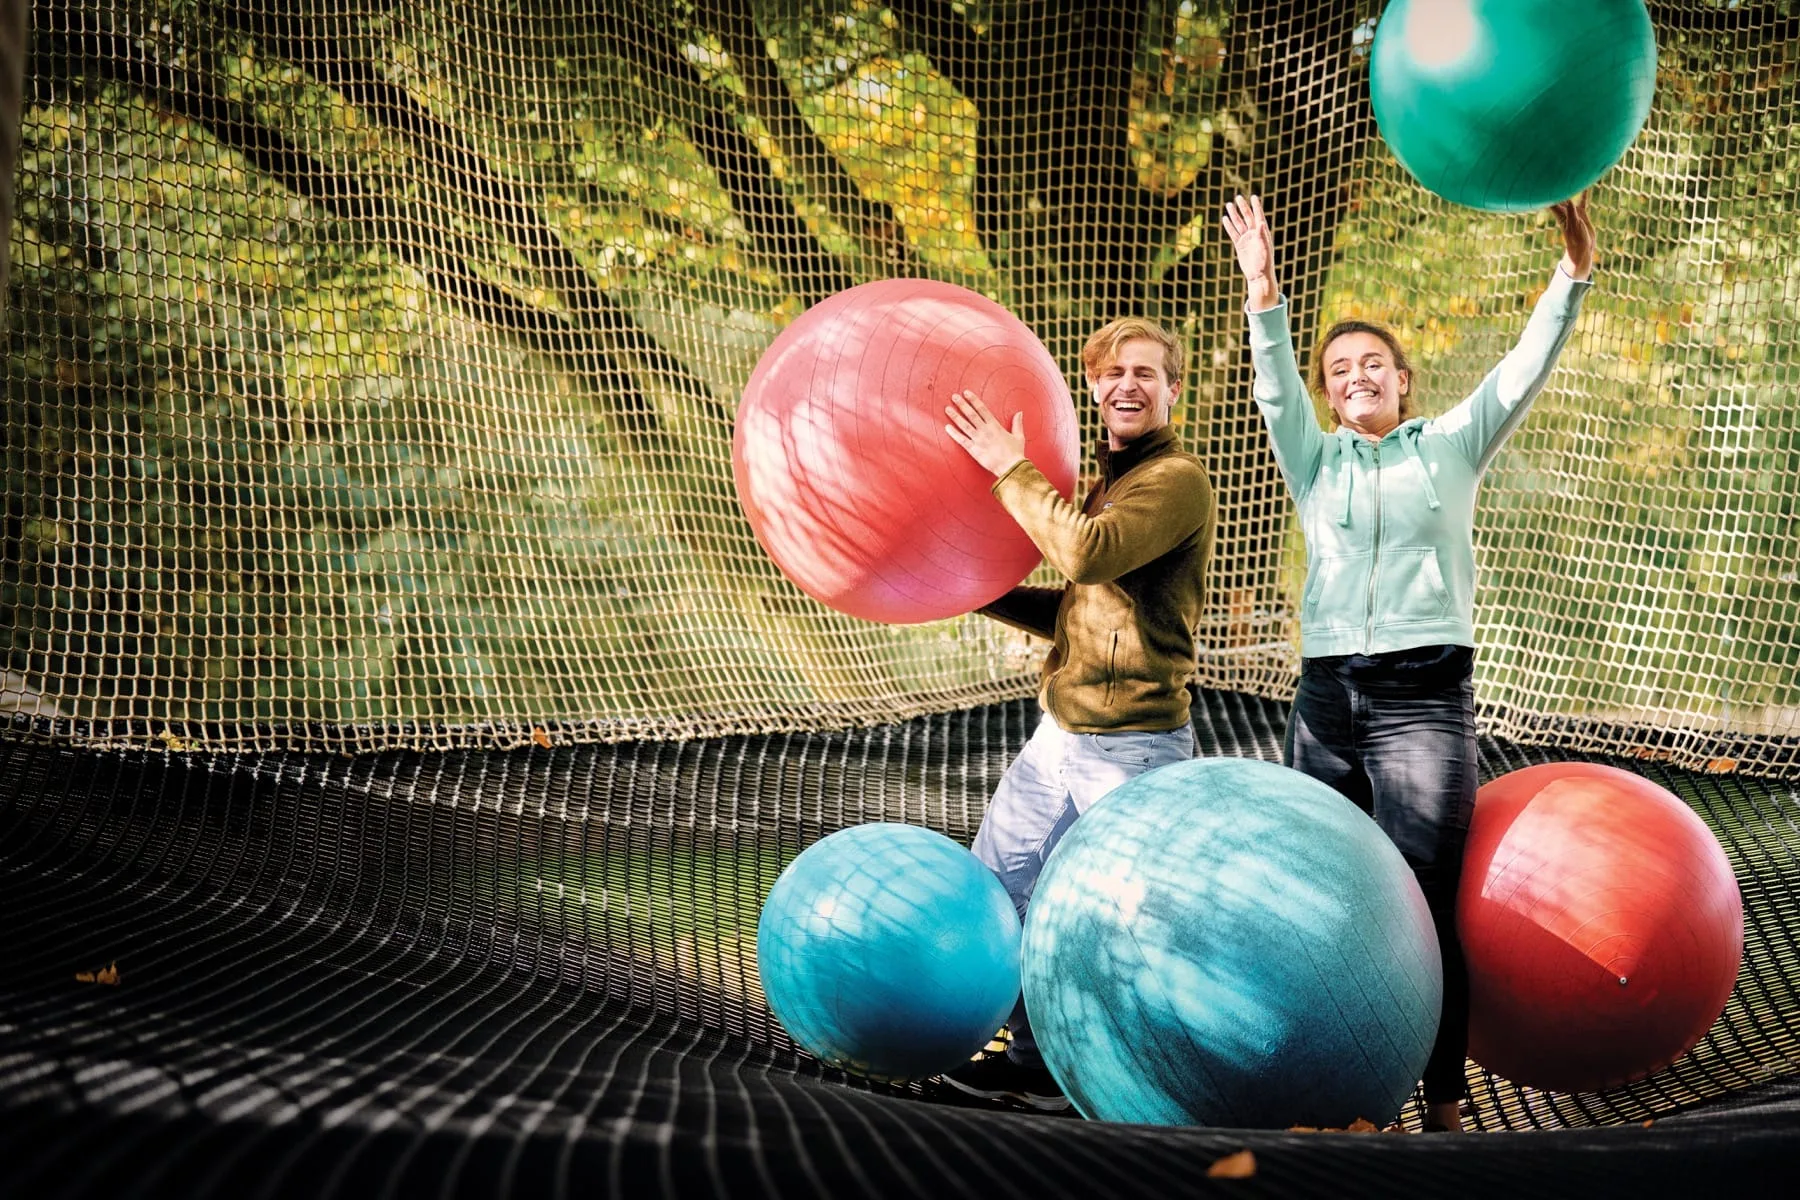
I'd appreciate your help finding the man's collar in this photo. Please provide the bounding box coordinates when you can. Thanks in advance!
[1097,424,1178,479]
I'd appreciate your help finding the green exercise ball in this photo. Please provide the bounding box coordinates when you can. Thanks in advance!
[1370,0,1657,212]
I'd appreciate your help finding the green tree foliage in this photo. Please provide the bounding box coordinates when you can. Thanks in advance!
[3,0,1795,761]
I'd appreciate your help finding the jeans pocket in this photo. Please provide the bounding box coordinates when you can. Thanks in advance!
[1066,727,1192,813]
[1085,727,1193,768]
[1087,734,1153,767]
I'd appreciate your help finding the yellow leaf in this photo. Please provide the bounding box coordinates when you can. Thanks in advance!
[1206,1149,1255,1179]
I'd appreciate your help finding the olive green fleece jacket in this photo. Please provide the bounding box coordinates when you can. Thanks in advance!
[980,425,1215,733]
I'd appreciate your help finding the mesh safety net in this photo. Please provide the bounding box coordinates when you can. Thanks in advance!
[6,0,1796,771]
[4,0,1800,1195]
[4,696,1800,1197]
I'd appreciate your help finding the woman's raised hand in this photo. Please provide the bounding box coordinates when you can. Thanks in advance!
[1550,192,1596,281]
[1221,193,1279,310]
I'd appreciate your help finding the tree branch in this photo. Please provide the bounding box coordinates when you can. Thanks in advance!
[696,0,924,280]
[1158,0,1372,316]
[1059,0,1167,313]
[607,8,857,303]
[206,3,728,420]
[37,12,657,419]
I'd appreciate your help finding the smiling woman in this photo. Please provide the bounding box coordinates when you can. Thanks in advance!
[1311,322,1419,434]
[1222,188,1597,1132]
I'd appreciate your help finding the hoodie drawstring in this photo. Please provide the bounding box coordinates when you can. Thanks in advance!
[1335,429,1357,526]
[1334,423,1437,525]
[1401,426,1441,510]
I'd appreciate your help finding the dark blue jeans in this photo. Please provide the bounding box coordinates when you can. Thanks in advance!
[1283,646,1477,1104]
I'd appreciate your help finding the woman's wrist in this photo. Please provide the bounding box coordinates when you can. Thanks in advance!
[1244,275,1280,311]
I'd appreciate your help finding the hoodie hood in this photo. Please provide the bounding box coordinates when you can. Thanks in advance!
[1328,418,1440,525]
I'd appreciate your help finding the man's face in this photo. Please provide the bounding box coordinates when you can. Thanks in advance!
[1089,338,1178,449]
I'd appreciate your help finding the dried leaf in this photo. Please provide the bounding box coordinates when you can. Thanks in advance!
[1206,1149,1256,1179]
[532,728,553,749]
[1705,757,1738,774]
[1642,1119,1655,1129]
[76,962,119,985]
[1345,1117,1379,1133]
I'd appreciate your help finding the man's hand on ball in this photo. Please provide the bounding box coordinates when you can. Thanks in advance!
[945,390,1027,477]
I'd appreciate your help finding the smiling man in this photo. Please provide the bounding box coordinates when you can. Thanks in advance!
[937,317,1215,1112]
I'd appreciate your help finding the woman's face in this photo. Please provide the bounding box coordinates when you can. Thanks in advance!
[1322,331,1409,439]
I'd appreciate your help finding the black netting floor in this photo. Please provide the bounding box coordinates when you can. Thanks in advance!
[3,694,1798,1198]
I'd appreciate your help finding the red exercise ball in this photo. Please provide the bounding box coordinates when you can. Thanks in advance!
[1458,762,1744,1093]
[733,279,1080,624]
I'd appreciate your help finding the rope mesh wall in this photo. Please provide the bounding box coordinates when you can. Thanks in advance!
[3,0,1797,766]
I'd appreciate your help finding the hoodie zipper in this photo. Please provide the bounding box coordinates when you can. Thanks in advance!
[1363,441,1382,653]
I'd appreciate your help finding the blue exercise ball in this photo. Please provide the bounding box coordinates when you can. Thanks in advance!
[756,822,1021,1082]
[1022,758,1442,1128]
[1370,0,1657,211]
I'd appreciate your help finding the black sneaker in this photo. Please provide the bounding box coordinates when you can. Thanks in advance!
[941,1052,1073,1114]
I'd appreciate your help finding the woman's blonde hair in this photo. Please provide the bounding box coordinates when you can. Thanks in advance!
[1081,317,1184,386]
[1308,319,1418,426]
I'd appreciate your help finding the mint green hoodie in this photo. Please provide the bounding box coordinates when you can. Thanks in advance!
[1246,269,1592,658]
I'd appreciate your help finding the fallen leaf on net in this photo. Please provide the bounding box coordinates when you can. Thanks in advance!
[1286,1117,1389,1135]
[532,728,553,749]
[1206,1149,1256,1179]
[75,963,120,985]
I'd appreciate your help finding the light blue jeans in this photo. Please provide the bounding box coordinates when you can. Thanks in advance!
[971,709,1195,1066]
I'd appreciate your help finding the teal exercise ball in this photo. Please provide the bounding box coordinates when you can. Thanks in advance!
[1370,0,1657,211]
[756,822,1021,1082]
[1022,758,1442,1128]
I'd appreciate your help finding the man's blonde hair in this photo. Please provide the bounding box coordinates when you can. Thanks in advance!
[1081,317,1184,386]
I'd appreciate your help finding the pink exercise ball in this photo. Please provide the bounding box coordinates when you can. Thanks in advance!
[1458,762,1744,1093]
[733,279,1080,624]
